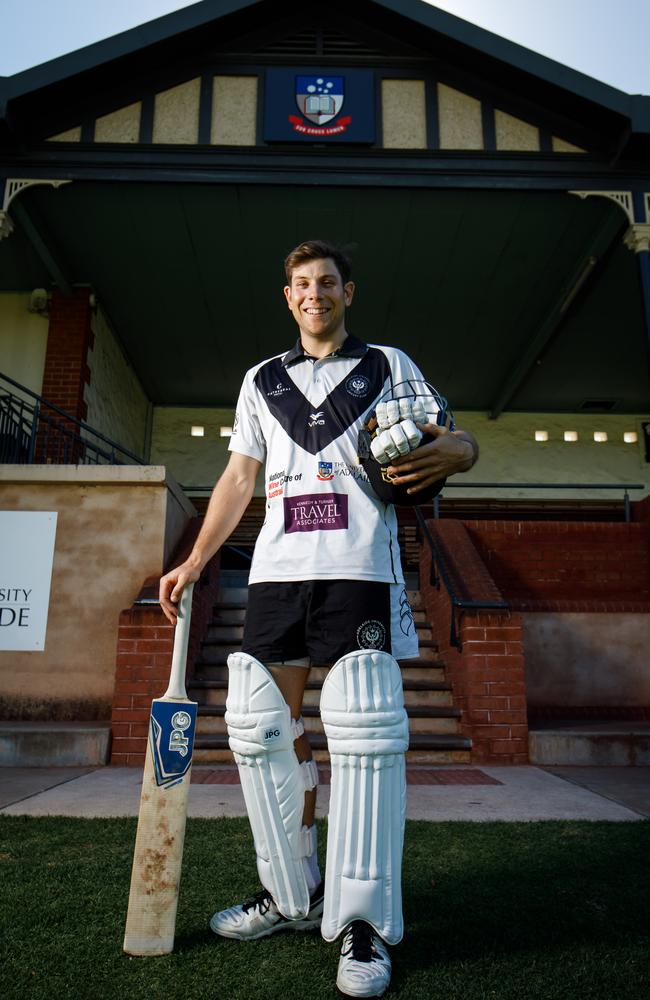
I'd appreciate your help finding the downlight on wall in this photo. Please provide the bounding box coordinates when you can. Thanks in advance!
[564,431,578,442]
[190,425,205,437]
[593,431,608,443]
[220,426,233,438]
[534,431,549,442]
[624,432,638,444]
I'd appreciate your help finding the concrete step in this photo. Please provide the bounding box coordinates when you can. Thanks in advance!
[217,587,249,604]
[196,703,461,736]
[193,661,447,684]
[529,721,650,766]
[189,678,453,708]
[0,722,111,767]
[205,622,435,643]
[193,731,471,765]
[196,637,438,667]
[211,608,247,624]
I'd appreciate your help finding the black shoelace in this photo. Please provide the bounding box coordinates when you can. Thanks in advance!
[241,889,273,915]
[342,921,374,962]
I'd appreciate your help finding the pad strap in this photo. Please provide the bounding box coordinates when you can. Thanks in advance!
[300,758,319,791]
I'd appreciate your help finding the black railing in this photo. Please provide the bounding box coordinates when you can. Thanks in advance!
[437,482,645,522]
[415,508,509,650]
[0,371,145,467]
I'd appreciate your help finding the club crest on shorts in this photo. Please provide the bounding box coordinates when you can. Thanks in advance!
[296,75,344,125]
[356,619,387,650]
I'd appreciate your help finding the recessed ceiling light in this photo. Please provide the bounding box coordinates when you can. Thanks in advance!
[220,426,233,438]
[564,431,578,442]
[535,430,549,442]
[191,425,204,437]
[624,432,638,444]
[593,431,608,443]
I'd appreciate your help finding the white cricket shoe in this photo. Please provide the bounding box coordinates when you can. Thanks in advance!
[209,882,324,941]
[336,921,392,998]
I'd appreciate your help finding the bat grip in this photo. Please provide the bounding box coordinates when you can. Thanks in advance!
[163,582,195,700]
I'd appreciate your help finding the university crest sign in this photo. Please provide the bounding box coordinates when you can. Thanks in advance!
[264,68,375,143]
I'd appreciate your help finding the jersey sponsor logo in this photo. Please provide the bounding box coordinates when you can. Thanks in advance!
[317,461,334,481]
[267,382,291,398]
[308,411,326,427]
[356,619,387,650]
[268,469,303,499]
[284,492,348,533]
[346,374,370,397]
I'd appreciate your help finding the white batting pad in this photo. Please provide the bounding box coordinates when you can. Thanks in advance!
[226,652,310,919]
[320,650,409,945]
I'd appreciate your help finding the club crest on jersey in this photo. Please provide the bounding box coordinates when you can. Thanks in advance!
[317,461,334,481]
[308,411,326,427]
[346,374,370,397]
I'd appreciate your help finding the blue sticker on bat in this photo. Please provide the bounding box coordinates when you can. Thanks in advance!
[149,700,197,789]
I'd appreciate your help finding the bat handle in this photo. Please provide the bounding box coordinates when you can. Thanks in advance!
[163,582,195,700]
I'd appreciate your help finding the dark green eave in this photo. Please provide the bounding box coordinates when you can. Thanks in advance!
[0,0,648,158]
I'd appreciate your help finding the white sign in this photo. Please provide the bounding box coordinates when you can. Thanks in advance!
[0,511,58,651]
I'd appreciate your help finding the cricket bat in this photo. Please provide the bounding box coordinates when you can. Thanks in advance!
[123,582,197,956]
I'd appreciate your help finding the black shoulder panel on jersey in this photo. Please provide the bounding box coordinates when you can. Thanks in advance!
[254,349,392,455]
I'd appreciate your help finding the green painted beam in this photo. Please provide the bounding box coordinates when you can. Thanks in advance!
[488,206,627,419]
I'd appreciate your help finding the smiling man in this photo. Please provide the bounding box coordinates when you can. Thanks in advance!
[159,239,477,997]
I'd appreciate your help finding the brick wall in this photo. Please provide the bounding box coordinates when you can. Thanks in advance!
[41,288,94,420]
[110,519,219,766]
[464,519,650,608]
[420,520,529,764]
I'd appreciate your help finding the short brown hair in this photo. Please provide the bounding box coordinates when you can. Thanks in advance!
[284,240,352,285]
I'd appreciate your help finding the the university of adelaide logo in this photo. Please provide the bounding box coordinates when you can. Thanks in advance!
[289,75,351,136]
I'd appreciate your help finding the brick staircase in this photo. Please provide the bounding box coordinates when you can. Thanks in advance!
[190,573,471,764]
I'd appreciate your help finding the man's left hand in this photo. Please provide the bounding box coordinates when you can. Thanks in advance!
[386,424,477,495]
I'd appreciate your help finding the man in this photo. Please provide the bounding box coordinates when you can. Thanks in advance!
[159,240,477,997]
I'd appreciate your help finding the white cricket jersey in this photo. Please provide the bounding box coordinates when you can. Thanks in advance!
[228,334,430,585]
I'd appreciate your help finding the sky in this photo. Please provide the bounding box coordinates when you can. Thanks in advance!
[0,0,648,95]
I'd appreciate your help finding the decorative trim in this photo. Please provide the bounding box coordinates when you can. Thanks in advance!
[2,178,72,213]
[623,223,650,254]
[0,212,14,239]
[0,178,72,241]
[569,189,634,223]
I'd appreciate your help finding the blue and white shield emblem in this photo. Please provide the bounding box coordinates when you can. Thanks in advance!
[296,75,344,125]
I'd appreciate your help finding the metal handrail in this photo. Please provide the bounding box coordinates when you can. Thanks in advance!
[414,507,509,650]
[0,370,145,466]
[439,481,645,522]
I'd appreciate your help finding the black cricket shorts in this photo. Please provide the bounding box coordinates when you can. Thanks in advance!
[241,580,394,665]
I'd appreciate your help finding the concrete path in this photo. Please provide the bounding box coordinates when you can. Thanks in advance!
[0,764,647,821]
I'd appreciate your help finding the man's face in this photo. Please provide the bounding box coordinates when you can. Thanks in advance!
[284,257,354,341]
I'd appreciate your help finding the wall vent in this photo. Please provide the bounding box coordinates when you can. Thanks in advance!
[252,27,391,60]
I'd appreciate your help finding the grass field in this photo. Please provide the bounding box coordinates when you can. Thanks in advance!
[1,816,649,1000]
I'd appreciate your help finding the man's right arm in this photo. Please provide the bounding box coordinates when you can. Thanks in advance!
[159,451,262,623]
